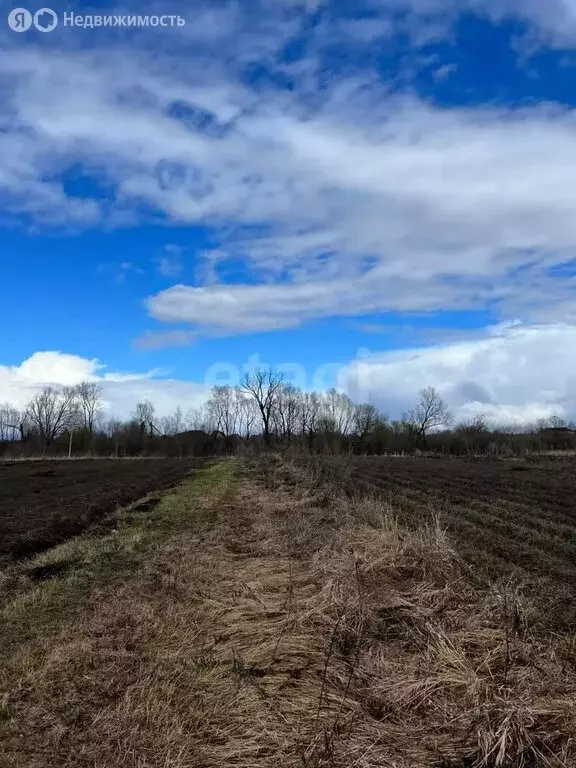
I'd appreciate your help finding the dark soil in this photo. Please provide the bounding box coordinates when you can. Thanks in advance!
[295,455,576,584]
[0,458,207,562]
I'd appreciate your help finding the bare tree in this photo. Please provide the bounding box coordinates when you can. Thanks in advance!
[406,387,452,445]
[0,403,25,441]
[241,368,284,445]
[321,389,355,435]
[26,386,80,452]
[550,415,570,429]
[206,386,240,439]
[76,381,102,433]
[161,407,185,436]
[235,388,258,439]
[134,400,156,438]
[173,405,185,435]
[353,403,382,441]
[104,417,123,437]
[456,413,490,435]
[103,417,125,457]
[300,391,321,444]
[274,384,301,440]
[185,405,209,432]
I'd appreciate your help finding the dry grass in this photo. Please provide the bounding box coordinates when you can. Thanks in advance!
[302,498,576,766]
[0,455,574,767]
[288,453,576,587]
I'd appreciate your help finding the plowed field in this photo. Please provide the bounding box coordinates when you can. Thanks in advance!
[0,458,206,562]
[298,455,576,583]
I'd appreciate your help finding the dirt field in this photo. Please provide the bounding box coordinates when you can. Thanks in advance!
[1,456,575,768]
[296,455,576,585]
[0,458,206,562]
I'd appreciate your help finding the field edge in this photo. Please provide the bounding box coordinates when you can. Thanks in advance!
[0,458,236,656]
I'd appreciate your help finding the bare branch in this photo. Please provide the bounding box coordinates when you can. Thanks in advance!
[240,368,284,445]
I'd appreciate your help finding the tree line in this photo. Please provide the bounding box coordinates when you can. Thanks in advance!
[0,369,574,458]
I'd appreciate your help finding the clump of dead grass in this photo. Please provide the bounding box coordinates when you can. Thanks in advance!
[292,491,576,767]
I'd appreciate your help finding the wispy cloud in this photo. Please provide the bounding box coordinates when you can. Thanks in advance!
[156,245,184,277]
[96,261,145,283]
[134,329,197,350]
[117,261,144,283]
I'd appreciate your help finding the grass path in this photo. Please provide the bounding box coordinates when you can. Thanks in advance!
[0,457,355,767]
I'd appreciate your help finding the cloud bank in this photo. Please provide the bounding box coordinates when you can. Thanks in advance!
[2,323,576,426]
[343,323,576,425]
[0,352,206,419]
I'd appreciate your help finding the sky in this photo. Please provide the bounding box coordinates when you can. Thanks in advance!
[2,0,576,423]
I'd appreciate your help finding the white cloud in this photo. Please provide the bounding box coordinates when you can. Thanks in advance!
[475,0,576,45]
[342,322,576,424]
[146,273,481,333]
[379,0,576,45]
[1,3,576,337]
[10,352,103,390]
[2,41,576,333]
[3,3,575,428]
[0,352,206,418]
[3,323,575,428]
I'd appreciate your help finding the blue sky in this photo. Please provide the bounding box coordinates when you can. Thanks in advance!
[2,0,576,422]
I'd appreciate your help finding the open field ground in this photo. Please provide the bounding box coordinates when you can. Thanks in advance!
[293,455,576,585]
[0,458,207,563]
[1,455,575,766]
